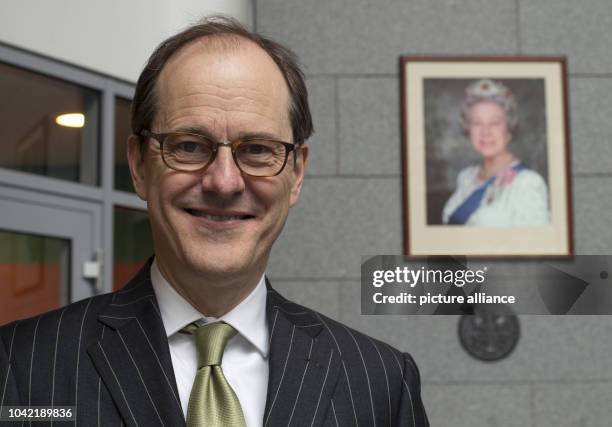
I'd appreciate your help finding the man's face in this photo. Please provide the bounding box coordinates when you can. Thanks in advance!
[128,39,307,284]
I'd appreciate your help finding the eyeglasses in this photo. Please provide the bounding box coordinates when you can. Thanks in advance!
[139,130,298,177]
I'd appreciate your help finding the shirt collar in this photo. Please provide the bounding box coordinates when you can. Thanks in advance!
[150,259,269,358]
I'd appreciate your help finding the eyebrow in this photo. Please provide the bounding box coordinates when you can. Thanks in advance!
[171,126,216,139]
[170,125,287,142]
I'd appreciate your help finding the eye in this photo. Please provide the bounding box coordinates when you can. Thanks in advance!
[177,141,203,153]
[166,135,212,154]
[238,141,277,156]
[164,134,214,163]
[245,143,270,155]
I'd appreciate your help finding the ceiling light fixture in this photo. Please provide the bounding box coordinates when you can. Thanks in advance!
[55,113,85,128]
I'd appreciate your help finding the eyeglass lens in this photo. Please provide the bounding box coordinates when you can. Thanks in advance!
[161,133,289,176]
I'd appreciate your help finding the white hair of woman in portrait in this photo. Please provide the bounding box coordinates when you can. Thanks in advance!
[442,79,550,227]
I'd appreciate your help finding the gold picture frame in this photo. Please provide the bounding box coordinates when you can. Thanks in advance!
[401,56,573,257]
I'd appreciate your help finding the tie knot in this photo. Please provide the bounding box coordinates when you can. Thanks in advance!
[184,322,237,368]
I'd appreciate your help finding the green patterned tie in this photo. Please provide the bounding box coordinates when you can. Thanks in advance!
[183,321,246,427]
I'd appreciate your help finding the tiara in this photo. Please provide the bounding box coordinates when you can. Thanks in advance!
[465,79,512,99]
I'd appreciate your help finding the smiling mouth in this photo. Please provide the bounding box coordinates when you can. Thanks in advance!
[184,209,254,222]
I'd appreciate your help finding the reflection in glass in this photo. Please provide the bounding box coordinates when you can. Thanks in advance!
[0,230,69,325]
[114,207,153,290]
[114,97,134,192]
[0,61,99,185]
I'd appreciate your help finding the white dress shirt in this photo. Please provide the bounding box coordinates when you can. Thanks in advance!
[150,260,269,427]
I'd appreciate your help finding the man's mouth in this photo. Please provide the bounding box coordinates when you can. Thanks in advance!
[184,209,254,222]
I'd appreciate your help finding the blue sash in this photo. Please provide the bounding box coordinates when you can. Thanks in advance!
[448,162,526,225]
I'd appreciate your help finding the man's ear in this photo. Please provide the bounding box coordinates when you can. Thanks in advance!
[289,144,308,207]
[126,134,148,201]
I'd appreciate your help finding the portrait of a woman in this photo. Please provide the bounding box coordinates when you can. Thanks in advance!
[442,79,550,227]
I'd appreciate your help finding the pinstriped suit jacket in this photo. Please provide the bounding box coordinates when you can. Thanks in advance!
[0,261,428,426]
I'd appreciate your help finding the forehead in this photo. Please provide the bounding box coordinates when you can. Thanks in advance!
[469,100,506,117]
[154,36,291,136]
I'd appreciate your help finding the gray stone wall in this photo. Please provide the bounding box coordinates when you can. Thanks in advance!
[257,1,612,425]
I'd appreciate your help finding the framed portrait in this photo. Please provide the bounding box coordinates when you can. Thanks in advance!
[401,56,572,257]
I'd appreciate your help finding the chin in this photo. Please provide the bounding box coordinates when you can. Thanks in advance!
[184,245,257,278]
[481,150,502,159]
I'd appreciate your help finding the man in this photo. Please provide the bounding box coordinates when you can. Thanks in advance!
[0,17,428,426]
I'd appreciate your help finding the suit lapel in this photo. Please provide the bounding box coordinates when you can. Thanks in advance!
[264,280,341,426]
[87,261,184,427]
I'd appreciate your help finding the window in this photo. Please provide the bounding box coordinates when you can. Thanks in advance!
[114,97,134,192]
[0,61,100,185]
[0,44,151,323]
[0,229,69,324]
[113,206,153,290]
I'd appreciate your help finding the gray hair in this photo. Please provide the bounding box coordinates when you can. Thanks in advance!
[460,79,518,134]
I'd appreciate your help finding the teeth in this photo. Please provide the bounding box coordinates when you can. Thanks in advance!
[187,209,248,221]
[204,214,244,221]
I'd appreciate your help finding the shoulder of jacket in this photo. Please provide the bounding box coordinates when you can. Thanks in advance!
[457,165,479,182]
[0,291,116,342]
[513,168,547,189]
[312,311,404,358]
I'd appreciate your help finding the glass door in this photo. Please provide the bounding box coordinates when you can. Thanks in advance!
[0,186,101,325]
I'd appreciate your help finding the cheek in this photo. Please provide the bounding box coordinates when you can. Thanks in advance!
[257,179,293,222]
[147,174,170,214]
[146,171,191,224]
[496,127,510,143]
[468,128,480,143]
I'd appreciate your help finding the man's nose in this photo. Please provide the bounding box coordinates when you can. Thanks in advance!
[200,146,246,196]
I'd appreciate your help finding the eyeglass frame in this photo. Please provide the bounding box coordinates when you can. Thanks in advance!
[138,129,300,177]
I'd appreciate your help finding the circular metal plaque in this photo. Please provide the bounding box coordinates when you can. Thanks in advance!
[458,304,520,362]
